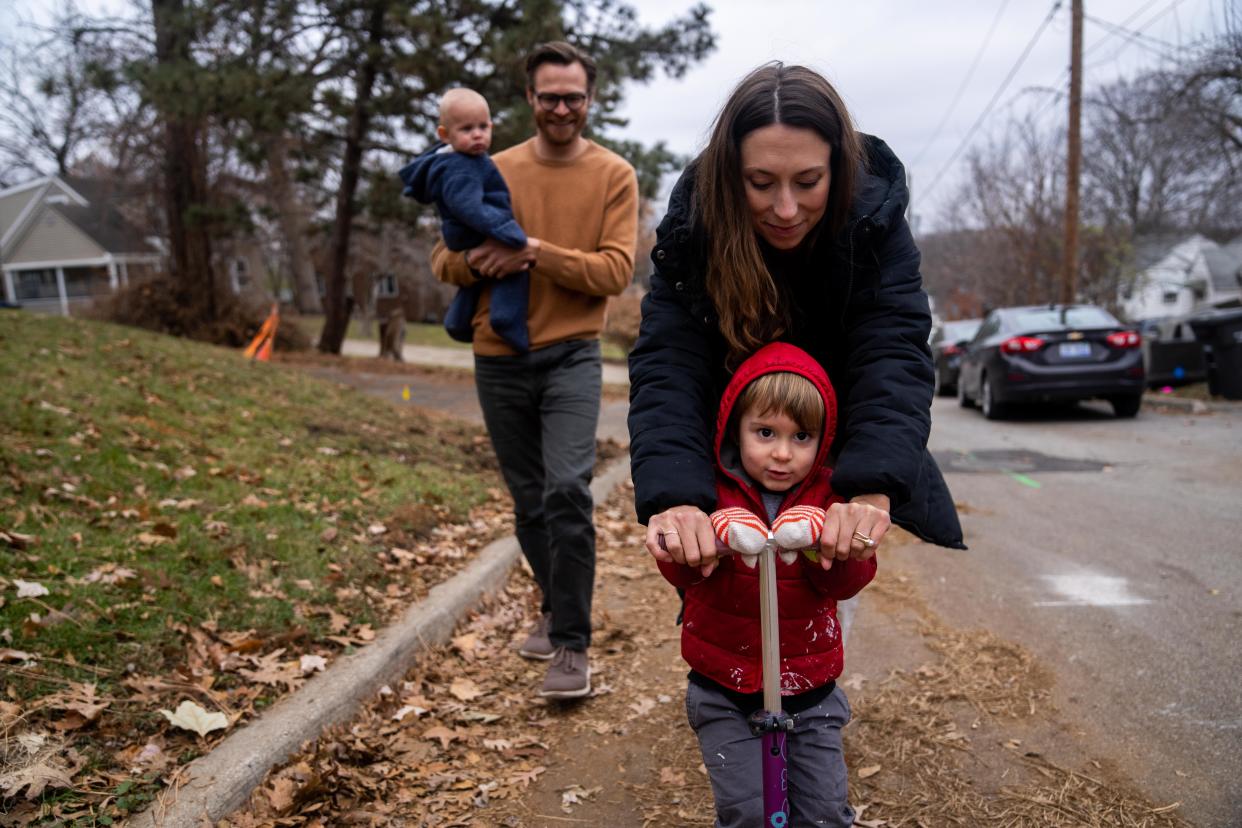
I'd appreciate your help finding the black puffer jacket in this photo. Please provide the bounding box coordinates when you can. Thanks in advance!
[628,134,964,549]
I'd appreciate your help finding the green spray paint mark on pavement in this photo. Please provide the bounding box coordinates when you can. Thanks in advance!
[1006,471,1041,489]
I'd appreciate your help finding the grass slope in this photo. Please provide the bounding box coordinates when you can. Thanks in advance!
[0,312,503,822]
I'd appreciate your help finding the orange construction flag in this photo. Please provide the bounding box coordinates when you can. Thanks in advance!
[244,304,279,361]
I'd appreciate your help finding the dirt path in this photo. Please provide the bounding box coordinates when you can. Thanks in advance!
[220,480,1191,828]
[223,359,1194,826]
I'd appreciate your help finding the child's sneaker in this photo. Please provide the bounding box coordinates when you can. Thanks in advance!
[518,613,554,660]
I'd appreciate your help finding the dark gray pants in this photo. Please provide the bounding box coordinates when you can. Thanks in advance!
[474,339,600,651]
[686,681,856,828]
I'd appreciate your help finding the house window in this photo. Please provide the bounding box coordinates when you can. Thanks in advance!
[14,270,58,300]
[61,267,108,297]
[1162,289,1180,304]
[232,258,250,286]
[374,273,398,298]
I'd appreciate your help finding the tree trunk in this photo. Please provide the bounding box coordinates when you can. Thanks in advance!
[152,0,217,322]
[265,134,322,314]
[318,2,385,354]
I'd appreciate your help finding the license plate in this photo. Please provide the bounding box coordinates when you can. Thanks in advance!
[1059,342,1092,358]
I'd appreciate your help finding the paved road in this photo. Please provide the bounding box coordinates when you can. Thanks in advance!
[921,396,1242,827]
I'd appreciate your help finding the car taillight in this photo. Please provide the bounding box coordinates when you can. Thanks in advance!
[942,344,962,356]
[1000,336,1045,354]
[1106,331,1141,348]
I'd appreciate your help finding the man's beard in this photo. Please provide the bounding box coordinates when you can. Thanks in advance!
[535,110,586,145]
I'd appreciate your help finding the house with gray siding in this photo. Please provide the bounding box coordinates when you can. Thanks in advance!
[0,176,161,315]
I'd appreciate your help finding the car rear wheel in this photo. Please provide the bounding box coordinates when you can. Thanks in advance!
[958,375,975,408]
[1110,394,1142,418]
[935,368,954,397]
[981,373,1007,420]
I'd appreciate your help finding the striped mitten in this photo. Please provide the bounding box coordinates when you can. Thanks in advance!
[772,505,826,565]
[710,507,768,569]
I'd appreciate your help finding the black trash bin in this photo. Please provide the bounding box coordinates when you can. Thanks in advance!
[1187,308,1242,400]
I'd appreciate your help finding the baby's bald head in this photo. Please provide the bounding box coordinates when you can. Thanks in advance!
[438,88,493,156]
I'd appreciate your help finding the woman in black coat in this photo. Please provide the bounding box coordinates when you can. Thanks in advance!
[628,63,964,574]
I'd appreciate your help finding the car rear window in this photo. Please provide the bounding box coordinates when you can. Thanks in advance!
[943,320,981,341]
[1011,307,1118,331]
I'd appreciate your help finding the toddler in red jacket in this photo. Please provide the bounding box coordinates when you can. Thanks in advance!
[655,342,875,828]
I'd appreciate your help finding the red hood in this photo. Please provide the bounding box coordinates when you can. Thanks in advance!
[714,342,838,505]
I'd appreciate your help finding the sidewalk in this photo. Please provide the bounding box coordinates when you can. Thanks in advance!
[1143,390,1241,413]
[340,338,632,386]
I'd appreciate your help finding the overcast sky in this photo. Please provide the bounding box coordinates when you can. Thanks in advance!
[612,0,1231,231]
[1,0,1230,230]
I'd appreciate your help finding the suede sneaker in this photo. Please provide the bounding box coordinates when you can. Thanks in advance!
[518,613,555,660]
[538,647,591,699]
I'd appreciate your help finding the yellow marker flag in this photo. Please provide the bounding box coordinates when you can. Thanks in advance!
[401,386,410,401]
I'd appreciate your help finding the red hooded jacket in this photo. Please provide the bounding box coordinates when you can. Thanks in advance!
[657,342,877,695]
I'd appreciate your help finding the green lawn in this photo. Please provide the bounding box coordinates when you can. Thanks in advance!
[290,315,471,349]
[0,313,502,824]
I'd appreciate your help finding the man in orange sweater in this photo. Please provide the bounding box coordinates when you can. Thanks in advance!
[431,41,639,699]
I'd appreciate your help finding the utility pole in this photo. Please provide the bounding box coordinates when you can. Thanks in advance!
[1061,0,1083,305]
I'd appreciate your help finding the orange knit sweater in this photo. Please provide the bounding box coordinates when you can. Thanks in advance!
[430,138,639,356]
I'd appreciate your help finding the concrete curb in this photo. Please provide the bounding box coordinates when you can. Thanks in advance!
[132,456,633,828]
[1142,393,1239,413]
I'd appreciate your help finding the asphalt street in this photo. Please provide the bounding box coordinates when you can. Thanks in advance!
[921,396,1241,827]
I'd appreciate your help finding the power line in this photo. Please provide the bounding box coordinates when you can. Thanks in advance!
[1084,0,1193,69]
[1084,12,1182,56]
[1033,0,1165,112]
[1030,0,1186,123]
[921,0,1063,201]
[911,0,1014,167]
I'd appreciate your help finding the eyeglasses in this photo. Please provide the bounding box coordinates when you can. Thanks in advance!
[534,92,588,112]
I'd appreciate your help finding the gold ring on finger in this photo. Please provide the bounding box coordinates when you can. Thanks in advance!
[852,531,877,549]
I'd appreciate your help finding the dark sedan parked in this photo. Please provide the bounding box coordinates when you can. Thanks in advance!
[931,318,982,396]
[957,304,1146,419]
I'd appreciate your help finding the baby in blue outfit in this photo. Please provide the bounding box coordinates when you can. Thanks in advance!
[399,88,529,352]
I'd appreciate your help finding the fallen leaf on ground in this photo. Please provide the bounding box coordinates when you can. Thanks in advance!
[560,784,602,813]
[660,766,686,785]
[14,580,49,598]
[300,654,327,674]
[629,696,656,717]
[159,700,229,737]
[858,764,882,779]
[423,725,460,749]
[0,648,35,663]
[449,678,483,701]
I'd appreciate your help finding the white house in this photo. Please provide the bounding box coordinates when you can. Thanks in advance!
[1121,233,1242,322]
[0,176,162,315]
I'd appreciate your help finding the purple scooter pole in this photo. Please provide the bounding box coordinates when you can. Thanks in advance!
[659,533,792,826]
[749,539,792,827]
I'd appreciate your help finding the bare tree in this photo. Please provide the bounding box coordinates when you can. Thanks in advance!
[1083,72,1242,235]
[0,33,100,181]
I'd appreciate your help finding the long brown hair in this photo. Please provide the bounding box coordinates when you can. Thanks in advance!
[695,63,864,361]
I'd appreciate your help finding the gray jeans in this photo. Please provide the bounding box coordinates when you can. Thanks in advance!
[474,339,601,651]
[686,680,856,828]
